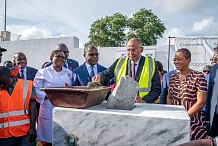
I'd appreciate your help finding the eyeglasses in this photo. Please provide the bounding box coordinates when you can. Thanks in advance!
[87,53,100,57]
[55,55,65,59]
[127,48,139,52]
[62,51,69,54]
[210,58,218,61]
[203,70,210,74]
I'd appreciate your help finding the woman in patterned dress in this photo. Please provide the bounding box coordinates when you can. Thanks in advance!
[167,48,208,140]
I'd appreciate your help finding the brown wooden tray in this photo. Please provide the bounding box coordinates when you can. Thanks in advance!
[40,86,110,108]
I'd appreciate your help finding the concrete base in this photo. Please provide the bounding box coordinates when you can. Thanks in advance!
[53,102,190,146]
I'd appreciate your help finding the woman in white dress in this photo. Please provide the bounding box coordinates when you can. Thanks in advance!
[34,50,72,146]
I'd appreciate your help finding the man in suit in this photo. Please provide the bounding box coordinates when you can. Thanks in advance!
[72,44,107,86]
[159,70,177,104]
[205,63,218,138]
[45,43,79,71]
[93,38,161,103]
[0,46,7,64]
[13,52,38,80]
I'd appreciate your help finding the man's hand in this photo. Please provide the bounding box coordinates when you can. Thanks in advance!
[11,64,22,76]
[27,128,36,143]
[135,96,145,103]
[92,75,100,83]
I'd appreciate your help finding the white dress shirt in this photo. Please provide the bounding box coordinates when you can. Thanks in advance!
[33,65,72,143]
[19,67,27,80]
[130,56,141,75]
[85,63,98,75]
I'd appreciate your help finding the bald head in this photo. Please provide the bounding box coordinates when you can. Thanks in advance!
[127,38,143,47]
[56,43,69,59]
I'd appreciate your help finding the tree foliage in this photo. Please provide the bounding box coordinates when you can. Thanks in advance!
[86,9,166,47]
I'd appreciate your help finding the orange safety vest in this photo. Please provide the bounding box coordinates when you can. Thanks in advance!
[0,79,32,138]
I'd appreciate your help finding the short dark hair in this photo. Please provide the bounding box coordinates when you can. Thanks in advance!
[176,48,191,59]
[0,66,11,83]
[13,52,26,59]
[50,50,64,61]
[3,60,13,65]
[84,44,97,54]
[214,45,218,51]
[56,43,68,50]
[155,61,164,72]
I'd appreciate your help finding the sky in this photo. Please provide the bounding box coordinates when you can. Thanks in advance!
[0,0,218,47]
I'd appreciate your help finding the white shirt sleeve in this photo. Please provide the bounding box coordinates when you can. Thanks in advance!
[33,69,47,104]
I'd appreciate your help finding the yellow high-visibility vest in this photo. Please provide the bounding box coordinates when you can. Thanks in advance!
[114,57,155,98]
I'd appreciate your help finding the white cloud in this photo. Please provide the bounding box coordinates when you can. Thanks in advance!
[193,17,214,31]
[166,28,186,37]
[6,25,53,40]
[190,17,218,36]
[158,27,186,45]
[158,16,218,45]
[151,0,211,15]
[20,26,52,39]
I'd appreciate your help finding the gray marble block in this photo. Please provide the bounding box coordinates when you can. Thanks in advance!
[107,75,139,110]
[53,102,190,146]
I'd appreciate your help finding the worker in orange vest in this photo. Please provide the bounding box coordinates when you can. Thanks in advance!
[0,66,37,146]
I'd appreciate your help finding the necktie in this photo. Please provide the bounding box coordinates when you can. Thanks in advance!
[20,70,25,79]
[132,63,135,80]
[90,66,95,78]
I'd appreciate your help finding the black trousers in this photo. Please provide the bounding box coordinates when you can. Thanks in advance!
[212,112,218,137]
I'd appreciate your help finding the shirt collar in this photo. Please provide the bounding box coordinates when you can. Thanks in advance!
[85,62,97,68]
[20,67,27,73]
[130,55,141,65]
[48,65,68,73]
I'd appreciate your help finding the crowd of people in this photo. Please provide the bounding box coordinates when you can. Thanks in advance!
[0,39,218,146]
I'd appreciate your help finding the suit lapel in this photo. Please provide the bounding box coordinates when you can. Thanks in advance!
[26,66,30,80]
[63,60,67,68]
[82,63,92,81]
[135,56,144,82]
[210,68,218,125]
[127,59,131,77]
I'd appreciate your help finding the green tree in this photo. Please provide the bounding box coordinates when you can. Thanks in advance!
[127,8,166,46]
[87,9,166,47]
[87,13,127,47]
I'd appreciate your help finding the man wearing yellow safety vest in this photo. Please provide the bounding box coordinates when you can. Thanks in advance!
[93,38,161,103]
[0,66,37,146]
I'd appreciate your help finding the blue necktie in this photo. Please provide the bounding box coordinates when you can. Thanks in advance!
[90,66,95,78]
[20,70,25,79]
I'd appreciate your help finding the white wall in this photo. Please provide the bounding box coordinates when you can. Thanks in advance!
[0,37,79,69]
[0,37,175,71]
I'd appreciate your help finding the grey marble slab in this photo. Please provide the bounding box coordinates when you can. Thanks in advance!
[53,102,190,146]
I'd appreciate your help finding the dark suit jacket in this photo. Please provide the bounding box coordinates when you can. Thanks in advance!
[16,66,38,81]
[160,70,177,104]
[100,56,161,103]
[205,63,218,125]
[72,62,107,86]
[44,58,79,71]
